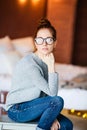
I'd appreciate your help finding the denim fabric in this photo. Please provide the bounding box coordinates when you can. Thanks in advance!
[8,96,73,130]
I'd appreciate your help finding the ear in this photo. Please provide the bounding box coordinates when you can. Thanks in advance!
[53,40,57,49]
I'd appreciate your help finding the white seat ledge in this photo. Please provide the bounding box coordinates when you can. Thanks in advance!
[0,115,37,130]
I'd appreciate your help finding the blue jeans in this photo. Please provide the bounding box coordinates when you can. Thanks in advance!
[8,96,73,130]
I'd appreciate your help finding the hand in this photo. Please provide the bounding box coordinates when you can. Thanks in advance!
[42,53,55,73]
[36,52,55,72]
[51,119,60,130]
[42,53,55,66]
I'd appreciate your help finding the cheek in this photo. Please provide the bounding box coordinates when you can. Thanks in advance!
[49,46,54,51]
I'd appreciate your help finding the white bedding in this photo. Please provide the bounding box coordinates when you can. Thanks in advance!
[58,88,87,110]
[55,63,87,81]
[55,63,87,110]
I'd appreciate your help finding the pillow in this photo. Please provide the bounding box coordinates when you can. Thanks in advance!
[0,51,22,75]
[0,36,14,53]
[11,36,36,56]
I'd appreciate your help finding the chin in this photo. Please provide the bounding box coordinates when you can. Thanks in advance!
[42,52,51,55]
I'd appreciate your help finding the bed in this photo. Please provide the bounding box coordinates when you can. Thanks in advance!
[0,36,87,112]
[55,63,87,110]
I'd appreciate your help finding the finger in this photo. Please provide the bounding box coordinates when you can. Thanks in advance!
[51,125,58,130]
[51,127,54,130]
[53,127,58,130]
[55,125,58,130]
[57,122,61,129]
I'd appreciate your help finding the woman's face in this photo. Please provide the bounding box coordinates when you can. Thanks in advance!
[35,28,56,56]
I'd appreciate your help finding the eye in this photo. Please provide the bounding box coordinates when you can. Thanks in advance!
[35,37,43,44]
[46,38,54,44]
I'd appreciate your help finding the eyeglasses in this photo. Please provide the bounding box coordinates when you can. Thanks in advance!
[34,37,55,45]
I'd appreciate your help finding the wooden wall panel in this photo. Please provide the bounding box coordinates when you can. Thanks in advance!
[72,0,87,66]
[47,0,77,63]
[0,0,47,38]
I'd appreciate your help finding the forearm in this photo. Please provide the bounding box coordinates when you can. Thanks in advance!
[48,72,58,95]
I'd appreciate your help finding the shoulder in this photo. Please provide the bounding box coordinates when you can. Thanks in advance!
[15,52,42,71]
[12,52,45,77]
[16,52,35,66]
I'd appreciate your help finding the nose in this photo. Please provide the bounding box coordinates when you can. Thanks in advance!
[43,39,47,45]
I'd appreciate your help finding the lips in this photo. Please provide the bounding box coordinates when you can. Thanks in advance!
[42,48,48,50]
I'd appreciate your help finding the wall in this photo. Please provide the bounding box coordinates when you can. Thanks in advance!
[72,0,87,66]
[0,0,47,38]
[0,0,87,66]
[47,0,77,63]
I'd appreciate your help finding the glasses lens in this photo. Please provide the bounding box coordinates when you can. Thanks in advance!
[35,37,54,45]
[46,37,54,44]
[35,38,43,45]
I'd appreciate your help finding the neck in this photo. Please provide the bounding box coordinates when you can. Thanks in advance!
[35,51,45,58]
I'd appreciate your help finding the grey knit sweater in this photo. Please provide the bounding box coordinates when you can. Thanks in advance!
[4,52,58,111]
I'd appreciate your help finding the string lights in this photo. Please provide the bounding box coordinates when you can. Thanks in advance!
[69,109,87,119]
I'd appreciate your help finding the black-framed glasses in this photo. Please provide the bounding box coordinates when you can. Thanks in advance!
[35,37,55,45]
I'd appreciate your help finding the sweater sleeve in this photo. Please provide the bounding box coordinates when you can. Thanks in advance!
[30,65,58,96]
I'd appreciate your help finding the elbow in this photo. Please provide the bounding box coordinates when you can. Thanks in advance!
[49,91,58,97]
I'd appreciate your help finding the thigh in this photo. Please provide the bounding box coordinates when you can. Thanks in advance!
[19,96,53,110]
[57,114,73,130]
[8,96,53,122]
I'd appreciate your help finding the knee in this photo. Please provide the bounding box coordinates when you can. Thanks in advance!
[56,96,64,107]
[51,96,64,109]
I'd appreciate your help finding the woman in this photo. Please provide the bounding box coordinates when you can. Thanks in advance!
[5,18,73,130]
